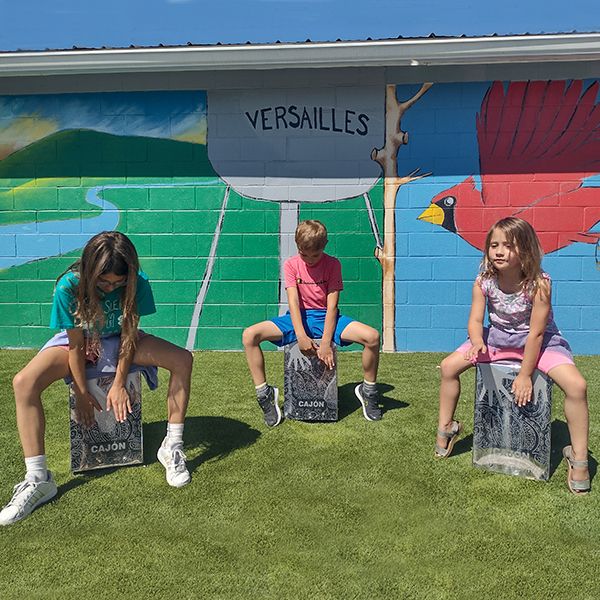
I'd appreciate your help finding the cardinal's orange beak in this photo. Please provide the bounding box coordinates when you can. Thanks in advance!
[417,203,444,225]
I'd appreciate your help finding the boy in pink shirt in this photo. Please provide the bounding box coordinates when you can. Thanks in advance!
[243,220,382,427]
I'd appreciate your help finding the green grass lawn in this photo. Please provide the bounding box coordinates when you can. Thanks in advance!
[1,350,599,600]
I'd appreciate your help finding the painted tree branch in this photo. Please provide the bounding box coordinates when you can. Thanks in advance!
[371,83,433,352]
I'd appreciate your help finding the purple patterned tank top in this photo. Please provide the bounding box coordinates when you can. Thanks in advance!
[477,273,561,348]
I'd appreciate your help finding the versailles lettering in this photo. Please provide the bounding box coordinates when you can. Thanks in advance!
[245,106,370,136]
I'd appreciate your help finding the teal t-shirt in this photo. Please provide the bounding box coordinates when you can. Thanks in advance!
[50,271,156,336]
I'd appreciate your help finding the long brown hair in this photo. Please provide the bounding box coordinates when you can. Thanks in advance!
[58,231,140,358]
[480,217,546,296]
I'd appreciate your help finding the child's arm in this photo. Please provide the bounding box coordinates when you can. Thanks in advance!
[464,282,487,361]
[317,290,339,370]
[512,281,551,406]
[287,286,318,355]
[106,341,135,423]
[66,328,102,428]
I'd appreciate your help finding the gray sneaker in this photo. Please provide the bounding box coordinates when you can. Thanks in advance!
[257,385,282,427]
[0,472,57,526]
[354,384,382,421]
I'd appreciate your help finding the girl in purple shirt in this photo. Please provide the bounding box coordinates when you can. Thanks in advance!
[435,217,590,495]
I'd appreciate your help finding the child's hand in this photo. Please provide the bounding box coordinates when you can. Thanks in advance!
[512,374,533,406]
[74,391,101,429]
[464,342,487,362]
[298,335,318,356]
[106,384,132,423]
[317,343,335,370]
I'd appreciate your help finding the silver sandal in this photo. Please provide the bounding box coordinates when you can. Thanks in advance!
[435,421,463,458]
[563,445,590,495]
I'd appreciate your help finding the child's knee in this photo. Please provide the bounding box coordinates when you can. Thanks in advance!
[13,371,34,399]
[242,325,261,348]
[363,327,380,348]
[568,376,587,400]
[179,349,194,374]
[439,356,459,380]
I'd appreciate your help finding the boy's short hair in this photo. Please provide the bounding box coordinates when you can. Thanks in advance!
[295,220,328,251]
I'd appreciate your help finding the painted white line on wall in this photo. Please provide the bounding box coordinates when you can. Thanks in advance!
[363,192,383,249]
[186,185,230,350]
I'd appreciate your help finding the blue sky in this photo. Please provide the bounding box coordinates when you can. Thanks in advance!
[0,0,598,51]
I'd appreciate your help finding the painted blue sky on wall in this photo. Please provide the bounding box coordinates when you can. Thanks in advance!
[0,90,206,160]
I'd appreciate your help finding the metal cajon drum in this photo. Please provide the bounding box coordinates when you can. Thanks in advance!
[473,362,553,481]
[283,340,338,421]
[69,372,144,473]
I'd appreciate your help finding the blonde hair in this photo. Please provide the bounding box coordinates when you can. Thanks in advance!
[58,231,140,359]
[295,220,328,251]
[480,217,546,296]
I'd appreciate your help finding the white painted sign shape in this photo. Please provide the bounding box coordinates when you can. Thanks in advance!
[205,85,385,320]
[207,86,384,203]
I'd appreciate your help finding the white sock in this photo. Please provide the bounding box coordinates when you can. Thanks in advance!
[163,423,184,448]
[25,455,48,482]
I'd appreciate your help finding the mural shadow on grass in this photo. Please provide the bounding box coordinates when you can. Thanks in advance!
[143,416,260,474]
[56,416,260,498]
[549,419,597,482]
[337,382,408,421]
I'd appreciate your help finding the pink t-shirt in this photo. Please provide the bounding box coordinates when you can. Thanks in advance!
[284,253,343,310]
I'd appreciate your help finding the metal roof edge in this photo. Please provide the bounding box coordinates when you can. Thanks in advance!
[2,33,600,77]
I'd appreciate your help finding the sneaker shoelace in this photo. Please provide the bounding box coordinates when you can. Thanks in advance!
[363,387,379,403]
[7,480,35,509]
[258,390,274,410]
[169,448,188,473]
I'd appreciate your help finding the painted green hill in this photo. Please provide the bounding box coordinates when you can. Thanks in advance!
[0,128,216,181]
[0,129,219,223]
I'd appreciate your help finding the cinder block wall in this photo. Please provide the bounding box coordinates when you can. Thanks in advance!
[0,73,599,353]
[0,87,383,350]
[392,81,600,355]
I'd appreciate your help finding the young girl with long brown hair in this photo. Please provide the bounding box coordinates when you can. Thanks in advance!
[434,217,590,494]
[0,231,193,526]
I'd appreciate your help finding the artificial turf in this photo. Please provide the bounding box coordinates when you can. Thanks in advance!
[0,350,598,599]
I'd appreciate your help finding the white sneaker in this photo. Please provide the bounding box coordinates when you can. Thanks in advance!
[157,445,191,488]
[0,472,57,526]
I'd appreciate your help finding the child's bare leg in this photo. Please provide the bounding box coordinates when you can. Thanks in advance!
[0,348,66,525]
[242,321,284,386]
[548,364,589,482]
[13,348,69,457]
[339,321,380,381]
[134,335,193,487]
[437,352,472,450]
[340,321,382,421]
[134,335,193,423]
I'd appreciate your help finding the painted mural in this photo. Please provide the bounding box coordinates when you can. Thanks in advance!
[418,80,600,252]
[0,89,384,350]
[0,80,599,353]
[206,86,387,346]
[397,79,600,353]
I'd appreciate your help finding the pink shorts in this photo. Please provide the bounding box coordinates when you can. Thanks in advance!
[455,340,574,374]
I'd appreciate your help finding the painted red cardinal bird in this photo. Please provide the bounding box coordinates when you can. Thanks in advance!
[418,80,600,253]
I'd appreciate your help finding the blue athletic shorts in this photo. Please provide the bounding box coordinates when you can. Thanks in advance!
[269,309,355,347]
